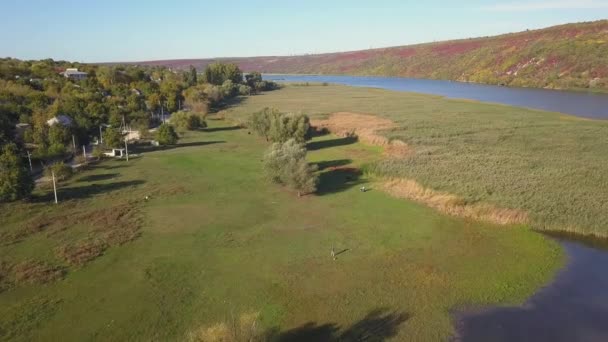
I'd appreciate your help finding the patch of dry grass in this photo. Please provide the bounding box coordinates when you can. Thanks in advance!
[380,178,528,225]
[188,312,264,342]
[55,239,108,267]
[12,260,65,285]
[311,112,411,158]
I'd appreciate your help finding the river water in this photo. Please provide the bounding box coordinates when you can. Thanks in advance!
[265,74,608,119]
[266,74,608,340]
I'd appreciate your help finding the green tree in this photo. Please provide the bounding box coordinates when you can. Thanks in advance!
[263,139,318,196]
[103,128,123,149]
[269,112,311,143]
[0,143,34,202]
[156,123,179,145]
[171,111,206,131]
[202,62,243,85]
[245,71,262,88]
[250,107,280,141]
[183,65,198,87]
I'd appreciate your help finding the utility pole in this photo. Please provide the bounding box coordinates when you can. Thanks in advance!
[99,125,103,144]
[52,171,58,204]
[124,137,129,162]
[82,145,86,163]
[72,135,76,150]
[26,150,32,171]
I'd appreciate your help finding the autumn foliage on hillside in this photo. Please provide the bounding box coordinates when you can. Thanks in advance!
[136,20,608,91]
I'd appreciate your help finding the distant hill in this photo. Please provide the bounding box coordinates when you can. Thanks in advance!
[124,20,608,91]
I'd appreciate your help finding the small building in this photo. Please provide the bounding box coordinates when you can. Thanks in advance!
[46,115,73,127]
[62,68,88,81]
[104,148,126,158]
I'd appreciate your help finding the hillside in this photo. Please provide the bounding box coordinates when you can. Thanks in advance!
[132,20,608,91]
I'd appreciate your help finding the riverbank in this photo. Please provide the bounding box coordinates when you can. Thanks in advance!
[226,83,608,238]
[0,120,561,340]
[264,74,608,119]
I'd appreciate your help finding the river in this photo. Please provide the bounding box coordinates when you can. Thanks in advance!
[264,74,608,119]
[266,74,608,340]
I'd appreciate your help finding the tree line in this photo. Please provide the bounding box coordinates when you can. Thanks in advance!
[0,57,278,202]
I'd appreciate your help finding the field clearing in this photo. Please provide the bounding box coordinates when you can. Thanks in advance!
[226,84,608,237]
[0,120,561,341]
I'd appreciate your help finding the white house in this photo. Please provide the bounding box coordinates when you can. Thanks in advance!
[46,115,73,127]
[63,68,88,81]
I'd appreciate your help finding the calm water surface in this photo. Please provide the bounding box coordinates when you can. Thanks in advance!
[455,239,608,342]
[265,74,608,119]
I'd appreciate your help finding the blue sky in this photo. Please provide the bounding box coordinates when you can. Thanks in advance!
[1,0,607,62]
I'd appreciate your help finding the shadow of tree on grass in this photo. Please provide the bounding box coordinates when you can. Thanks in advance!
[34,180,145,202]
[78,173,119,183]
[316,167,363,196]
[307,136,358,151]
[315,159,353,171]
[272,309,410,342]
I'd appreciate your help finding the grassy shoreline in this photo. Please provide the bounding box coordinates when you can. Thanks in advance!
[0,120,562,340]
[226,84,608,238]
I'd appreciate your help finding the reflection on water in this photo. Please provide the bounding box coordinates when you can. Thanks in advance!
[265,75,608,119]
[455,238,608,342]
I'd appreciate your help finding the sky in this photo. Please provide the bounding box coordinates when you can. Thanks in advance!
[1,0,607,62]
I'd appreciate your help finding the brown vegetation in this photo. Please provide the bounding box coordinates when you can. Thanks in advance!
[380,178,527,225]
[12,260,65,284]
[311,112,410,157]
[55,238,108,267]
[313,112,527,226]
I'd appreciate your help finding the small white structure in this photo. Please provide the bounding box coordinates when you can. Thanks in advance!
[104,148,126,158]
[46,115,73,127]
[63,68,88,80]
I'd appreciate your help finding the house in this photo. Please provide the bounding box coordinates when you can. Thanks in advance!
[104,148,126,158]
[46,115,73,127]
[62,68,88,80]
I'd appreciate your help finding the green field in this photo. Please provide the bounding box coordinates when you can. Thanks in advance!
[227,84,608,237]
[0,118,561,341]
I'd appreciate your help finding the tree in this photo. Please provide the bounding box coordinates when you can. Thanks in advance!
[156,123,178,145]
[269,112,311,143]
[238,84,252,96]
[202,62,243,85]
[103,128,123,149]
[0,143,34,202]
[263,139,318,196]
[250,107,280,141]
[170,111,206,131]
[183,65,197,87]
[44,162,73,182]
[245,71,262,88]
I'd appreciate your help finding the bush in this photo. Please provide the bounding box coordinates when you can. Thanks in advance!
[269,112,311,143]
[238,84,252,96]
[156,123,179,145]
[103,128,123,149]
[92,145,105,160]
[0,143,34,202]
[45,162,73,182]
[263,139,318,196]
[171,111,207,131]
[250,108,311,143]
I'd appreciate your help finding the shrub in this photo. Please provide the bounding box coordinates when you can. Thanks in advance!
[156,123,179,145]
[45,162,73,182]
[250,108,311,143]
[263,139,318,196]
[92,145,105,160]
[0,143,34,202]
[238,84,252,96]
[268,112,311,143]
[103,128,123,149]
[171,111,207,131]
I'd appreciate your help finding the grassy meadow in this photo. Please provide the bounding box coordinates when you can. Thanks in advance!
[0,119,561,341]
[227,84,608,237]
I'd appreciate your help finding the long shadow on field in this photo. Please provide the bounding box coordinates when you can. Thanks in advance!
[307,136,358,151]
[34,180,145,202]
[272,308,410,342]
[78,173,119,182]
[315,159,353,171]
[316,167,363,196]
[131,141,225,153]
[203,126,242,132]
